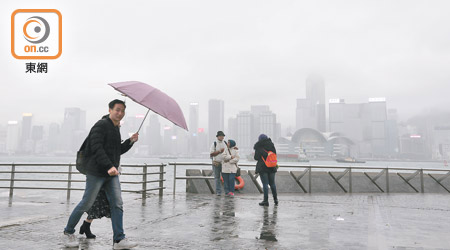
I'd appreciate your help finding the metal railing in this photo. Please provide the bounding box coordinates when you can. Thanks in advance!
[0,163,166,203]
[169,162,450,194]
[171,162,214,195]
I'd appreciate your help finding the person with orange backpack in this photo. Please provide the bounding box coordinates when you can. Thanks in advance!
[253,134,278,206]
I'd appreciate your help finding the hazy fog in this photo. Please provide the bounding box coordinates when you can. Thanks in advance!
[1,0,450,130]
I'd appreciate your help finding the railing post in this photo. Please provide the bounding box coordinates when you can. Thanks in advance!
[349,167,352,193]
[173,163,177,196]
[9,163,15,201]
[67,163,72,201]
[308,166,312,193]
[159,164,164,196]
[386,168,390,193]
[420,169,424,193]
[142,164,147,201]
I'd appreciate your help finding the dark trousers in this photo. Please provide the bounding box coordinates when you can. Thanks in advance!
[260,172,277,202]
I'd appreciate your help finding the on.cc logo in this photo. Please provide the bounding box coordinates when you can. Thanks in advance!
[23,16,50,44]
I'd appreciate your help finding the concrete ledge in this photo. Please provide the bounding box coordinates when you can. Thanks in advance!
[237,170,261,194]
[186,169,450,194]
[186,169,213,194]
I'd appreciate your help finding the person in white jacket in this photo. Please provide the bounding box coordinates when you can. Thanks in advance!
[221,139,240,196]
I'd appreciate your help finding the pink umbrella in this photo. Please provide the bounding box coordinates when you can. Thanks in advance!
[108,81,188,132]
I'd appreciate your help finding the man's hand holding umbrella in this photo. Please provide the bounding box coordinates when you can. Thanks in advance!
[107,133,139,176]
[130,133,139,143]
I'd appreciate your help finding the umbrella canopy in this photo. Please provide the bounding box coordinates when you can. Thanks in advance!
[109,81,188,131]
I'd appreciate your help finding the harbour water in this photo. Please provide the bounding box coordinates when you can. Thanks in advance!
[1,156,448,198]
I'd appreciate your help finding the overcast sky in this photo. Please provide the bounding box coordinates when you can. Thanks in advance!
[1,0,450,132]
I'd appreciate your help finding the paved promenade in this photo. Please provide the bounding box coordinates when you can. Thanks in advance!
[1,192,450,249]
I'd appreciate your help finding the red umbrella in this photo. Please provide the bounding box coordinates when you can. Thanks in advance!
[108,81,188,132]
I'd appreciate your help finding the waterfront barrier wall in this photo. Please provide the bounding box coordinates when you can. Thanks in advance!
[180,163,450,194]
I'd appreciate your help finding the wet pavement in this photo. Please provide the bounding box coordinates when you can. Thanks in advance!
[1,192,450,249]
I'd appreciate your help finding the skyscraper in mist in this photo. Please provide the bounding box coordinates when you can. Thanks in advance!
[0,125,6,153]
[20,113,33,152]
[189,103,200,155]
[328,97,388,158]
[208,99,224,140]
[61,108,86,153]
[296,75,326,132]
[7,121,19,154]
[147,114,161,155]
[233,106,277,153]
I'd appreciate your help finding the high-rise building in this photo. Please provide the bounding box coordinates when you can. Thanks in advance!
[306,75,326,132]
[367,98,388,157]
[432,125,450,160]
[328,98,389,158]
[6,121,19,154]
[31,125,44,154]
[208,99,224,140]
[61,108,86,153]
[189,103,200,155]
[227,117,238,140]
[48,123,60,153]
[147,114,162,156]
[296,75,326,132]
[386,109,399,157]
[296,99,316,130]
[20,113,33,152]
[0,125,6,153]
[251,105,277,141]
[189,103,199,136]
[236,111,254,152]
[233,106,278,153]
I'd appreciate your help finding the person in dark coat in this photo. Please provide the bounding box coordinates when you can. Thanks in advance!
[63,99,138,249]
[254,134,278,206]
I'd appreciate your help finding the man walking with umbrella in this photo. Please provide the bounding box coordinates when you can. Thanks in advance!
[63,99,138,249]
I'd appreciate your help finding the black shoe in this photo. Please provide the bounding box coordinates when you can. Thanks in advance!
[259,201,269,206]
[79,220,96,239]
[274,199,279,206]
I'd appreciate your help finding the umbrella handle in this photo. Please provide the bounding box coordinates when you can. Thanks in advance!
[136,109,150,134]
[130,109,149,146]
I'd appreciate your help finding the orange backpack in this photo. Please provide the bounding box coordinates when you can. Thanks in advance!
[262,150,277,168]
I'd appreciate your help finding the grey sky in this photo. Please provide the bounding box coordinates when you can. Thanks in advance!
[1,0,450,131]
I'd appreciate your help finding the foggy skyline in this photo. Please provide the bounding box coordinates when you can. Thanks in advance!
[1,1,450,130]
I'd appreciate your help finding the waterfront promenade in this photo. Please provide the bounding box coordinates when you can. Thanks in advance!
[1,191,450,249]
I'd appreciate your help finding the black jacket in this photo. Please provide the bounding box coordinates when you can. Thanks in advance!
[253,138,277,174]
[85,115,133,177]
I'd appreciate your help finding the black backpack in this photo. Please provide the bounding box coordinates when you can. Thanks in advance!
[76,136,90,175]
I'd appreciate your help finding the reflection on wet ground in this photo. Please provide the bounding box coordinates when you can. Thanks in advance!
[1,193,450,249]
[259,206,277,242]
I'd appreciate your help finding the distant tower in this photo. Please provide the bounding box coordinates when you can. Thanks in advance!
[251,105,276,141]
[296,74,326,132]
[20,113,33,152]
[305,74,326,132]
[208,99,224,140]
[61,108,86,152]
[147,114,161,155]
[189,103,200,155]
[189,103,199,136]
[7,121,19,154]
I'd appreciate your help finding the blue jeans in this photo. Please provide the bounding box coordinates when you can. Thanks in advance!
[222,173,235,194]
[64,174,125,242]
[260,172,277,202]
[212,163,222,194]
